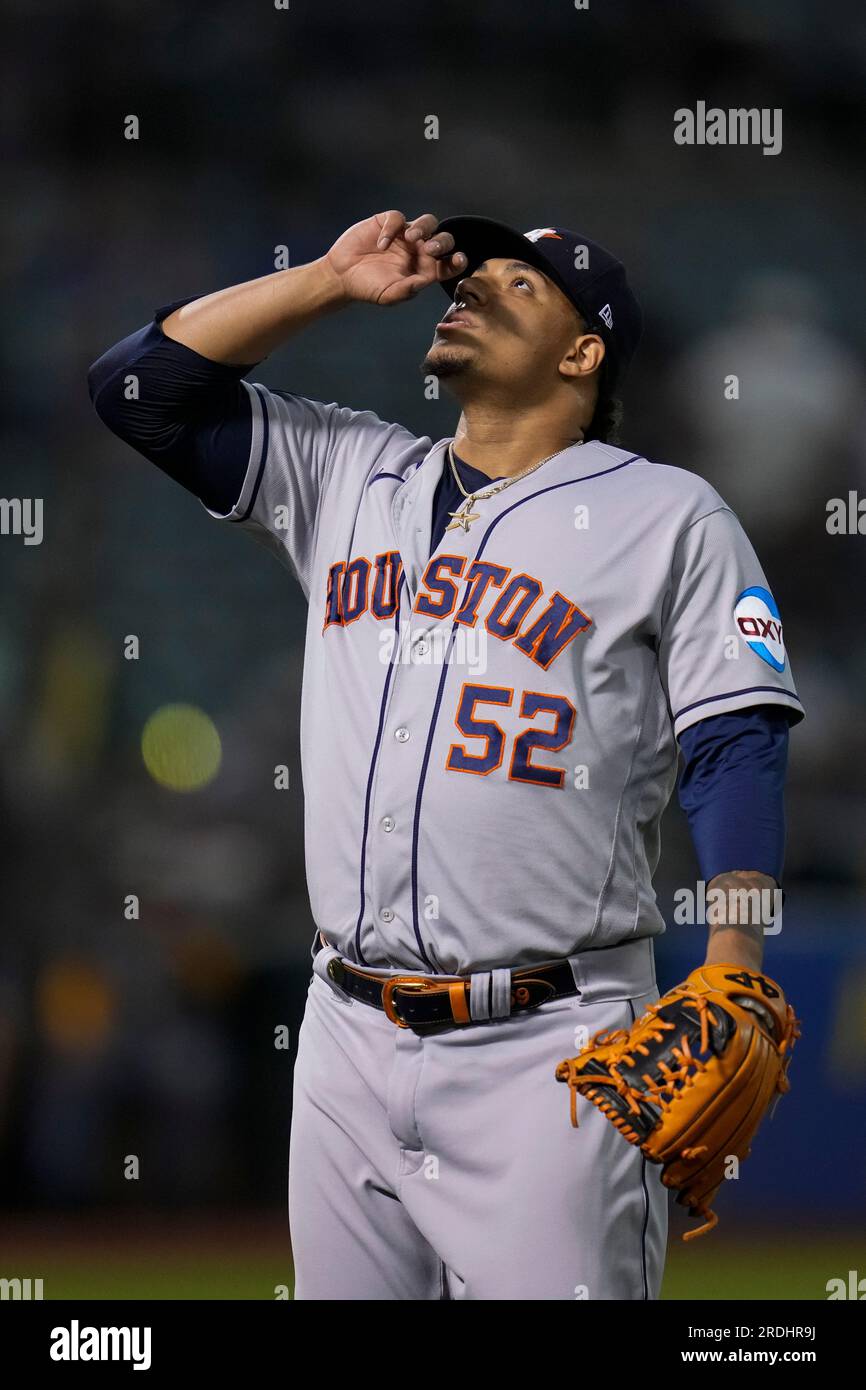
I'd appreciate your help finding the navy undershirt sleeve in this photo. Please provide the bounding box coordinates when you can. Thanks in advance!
[87,299,258,514]
[677,707,790,884]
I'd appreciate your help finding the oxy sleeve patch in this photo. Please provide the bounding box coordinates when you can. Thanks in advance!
[734,586,785,672]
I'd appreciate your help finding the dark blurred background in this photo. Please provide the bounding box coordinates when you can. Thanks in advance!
[1,0,864,1298]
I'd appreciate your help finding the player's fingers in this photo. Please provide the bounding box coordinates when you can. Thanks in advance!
[418,229,459,260]
[376,210,407,249]
[431,250,468,280]
[403,213,439,243]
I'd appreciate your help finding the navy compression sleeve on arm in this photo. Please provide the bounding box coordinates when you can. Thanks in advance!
[677,707,790,884]
[87,300,258,514]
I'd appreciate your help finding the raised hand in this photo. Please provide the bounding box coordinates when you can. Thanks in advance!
[324,211,467,306]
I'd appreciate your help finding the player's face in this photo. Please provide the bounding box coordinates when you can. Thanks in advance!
[422,257,583,393]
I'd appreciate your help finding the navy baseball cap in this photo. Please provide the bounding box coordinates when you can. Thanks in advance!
[436,216,642,389]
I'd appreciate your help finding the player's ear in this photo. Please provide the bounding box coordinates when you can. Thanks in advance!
[558,331,605,383]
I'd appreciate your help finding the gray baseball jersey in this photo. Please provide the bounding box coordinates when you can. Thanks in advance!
[208,382,803,976]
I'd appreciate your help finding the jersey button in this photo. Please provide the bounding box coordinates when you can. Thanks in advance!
[381,816,395,833]
[394,726,410,743]
[415,640,428,656]
[380,907,395,923]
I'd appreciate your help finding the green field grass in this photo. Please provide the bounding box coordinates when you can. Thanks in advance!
[662,1236,863,1301]
[0,1216,860,1300]
[3,1256,294,1301]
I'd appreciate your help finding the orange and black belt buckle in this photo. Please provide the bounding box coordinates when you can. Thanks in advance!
[381,975,471,1029]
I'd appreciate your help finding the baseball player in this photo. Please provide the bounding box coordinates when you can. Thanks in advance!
[89,210,804,1299]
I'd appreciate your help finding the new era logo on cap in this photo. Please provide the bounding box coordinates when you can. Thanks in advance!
[524,228,564,242]
[599,303,614,329]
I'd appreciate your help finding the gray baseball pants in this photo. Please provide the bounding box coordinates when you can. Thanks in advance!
[288,937,668,1300]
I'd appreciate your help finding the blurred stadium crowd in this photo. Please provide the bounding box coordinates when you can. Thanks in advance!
[1,0,864,1224]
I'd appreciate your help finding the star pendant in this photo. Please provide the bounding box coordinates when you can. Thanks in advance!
[446,504,480,533]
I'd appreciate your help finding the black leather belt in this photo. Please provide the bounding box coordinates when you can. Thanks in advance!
[314,935,578,1031]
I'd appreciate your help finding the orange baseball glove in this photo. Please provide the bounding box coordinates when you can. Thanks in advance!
[555,964,801,1240]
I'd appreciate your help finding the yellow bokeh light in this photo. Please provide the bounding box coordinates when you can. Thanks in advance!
[141,704,222,792]
[37,960,115,1052]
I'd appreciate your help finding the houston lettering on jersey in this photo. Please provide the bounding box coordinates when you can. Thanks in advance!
[323,550,591,671]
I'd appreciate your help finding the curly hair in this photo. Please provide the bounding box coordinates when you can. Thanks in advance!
[583,375,623,444]
[574,316,623,445]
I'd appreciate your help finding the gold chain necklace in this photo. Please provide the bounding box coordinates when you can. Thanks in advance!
[445,438,583,533]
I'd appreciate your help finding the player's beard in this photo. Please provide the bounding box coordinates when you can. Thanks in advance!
[419,344,475,379]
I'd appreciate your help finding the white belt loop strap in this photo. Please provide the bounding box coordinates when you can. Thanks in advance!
[469,972,492,1020]
[312,946,354,1005]
[490,968,513,1018]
